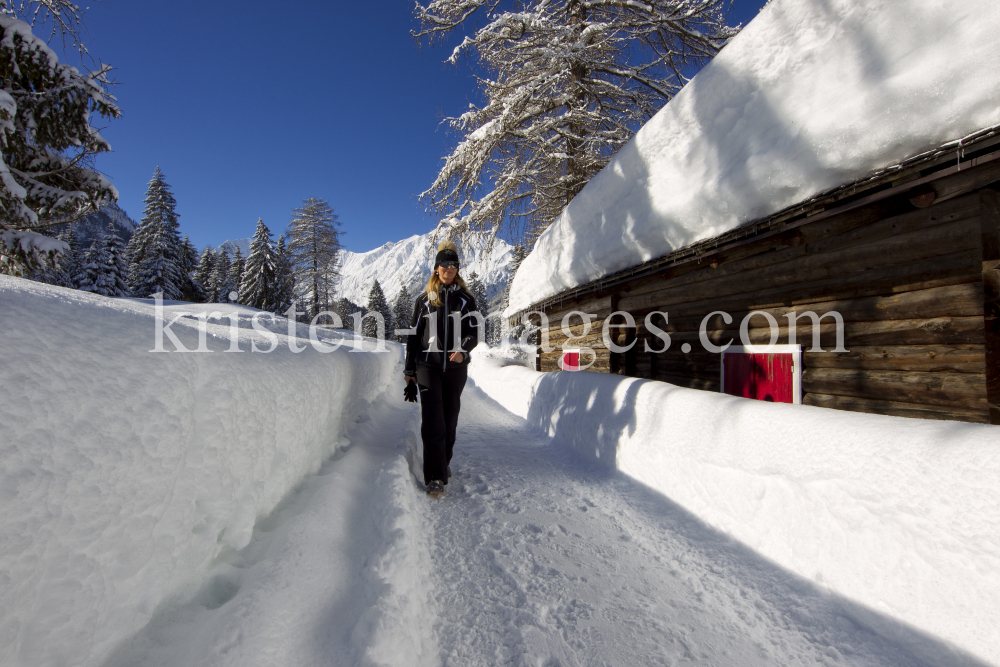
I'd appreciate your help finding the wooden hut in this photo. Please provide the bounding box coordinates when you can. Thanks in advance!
[512,129,1000,425]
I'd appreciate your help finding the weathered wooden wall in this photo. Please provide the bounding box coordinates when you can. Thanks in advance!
[534,183,999,425]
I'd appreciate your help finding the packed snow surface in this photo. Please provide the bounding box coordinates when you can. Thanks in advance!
[507,0,1000,313]
[4,277,999,667]
[0,276,400,667]
[470,350,1000,666]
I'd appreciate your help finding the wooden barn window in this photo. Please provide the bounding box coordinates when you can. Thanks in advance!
[721,344,802,404]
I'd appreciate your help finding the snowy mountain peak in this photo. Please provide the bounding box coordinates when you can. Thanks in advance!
[338,231,513,306]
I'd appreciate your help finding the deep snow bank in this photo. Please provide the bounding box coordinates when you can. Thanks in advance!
[0,276,400,667]
[507,0,1000,313]
[468,354,1000,666]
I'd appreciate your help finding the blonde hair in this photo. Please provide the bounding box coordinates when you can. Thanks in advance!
[424,240,467,307]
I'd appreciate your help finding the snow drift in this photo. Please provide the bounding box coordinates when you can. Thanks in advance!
[0,276,400,667]
[468,355,1000,666]
[507,0,1000,314]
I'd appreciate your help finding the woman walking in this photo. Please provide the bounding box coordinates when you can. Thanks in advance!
[404,240,480,496]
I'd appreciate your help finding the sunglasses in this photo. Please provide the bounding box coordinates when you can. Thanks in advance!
[439,261,460,269]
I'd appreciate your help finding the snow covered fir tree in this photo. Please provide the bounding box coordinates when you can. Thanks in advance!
[239,219,279,312]
[126,168,188,300]
[0,0,120,276]
[208,250,234,303]
[74,230,130,297]
[273,235,295,315]
[392,283,413,342]
[363,279,391,339]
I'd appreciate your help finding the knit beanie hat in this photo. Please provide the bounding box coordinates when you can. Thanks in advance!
[434,240,459,268]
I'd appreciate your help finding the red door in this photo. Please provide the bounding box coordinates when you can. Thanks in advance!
[560,350,581,371]
[723,350,796,403]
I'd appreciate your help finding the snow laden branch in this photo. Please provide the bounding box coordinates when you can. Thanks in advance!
[414,0,736,246]
[0,2,119,275]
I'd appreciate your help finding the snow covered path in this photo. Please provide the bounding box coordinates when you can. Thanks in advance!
[427,384,941,667]
[99,382,973,667]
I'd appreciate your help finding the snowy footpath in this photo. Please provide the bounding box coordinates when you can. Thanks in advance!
[99,383,988,667]
[3,278,997,667]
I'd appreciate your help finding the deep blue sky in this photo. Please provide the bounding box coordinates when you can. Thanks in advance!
[72,1,768,253]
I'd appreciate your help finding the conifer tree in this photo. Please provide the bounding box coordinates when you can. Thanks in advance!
[75,230,130,296]
[208,250,233,303]
[286,198,343,319]
[240,218,278,311]
[363,279,391,339]
[36,226,76,287]
[227,246,245,303]
[466,271,489,344]
[336,296,363,331]
[103,229,132,297]
[179,235,204,302]
[0,1,121,276]
[193,247,215,300]
[392,283,413,343]
[127,168,185,299]
[414,0,736,243]
[273,235,296,315]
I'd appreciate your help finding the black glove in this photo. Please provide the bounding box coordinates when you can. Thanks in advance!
[404,381,418,403]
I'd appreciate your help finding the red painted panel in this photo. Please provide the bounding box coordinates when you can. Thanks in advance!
[723,352,755,398]
[561,351,580,371]
[754,353,794,403]
[723,352,795,403]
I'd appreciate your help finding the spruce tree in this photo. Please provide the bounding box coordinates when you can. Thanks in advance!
[38,226,77,287]
[193,247,216,300]
[127,168,185,299]
[274,235,296,316]
[392,283,414,343]
[75,230,130,296]
[103,229,132,297]
[240,219,278,311]
[209,250,233,303]
[336,296,363,330]
[363,279,391,339]
[179,235,204,302]
[0,2,120,276]
[228,246,245,303]
[286,198,343,319]
[466,271,489,344]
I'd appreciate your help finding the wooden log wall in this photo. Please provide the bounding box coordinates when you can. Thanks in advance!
[536,188,999,424]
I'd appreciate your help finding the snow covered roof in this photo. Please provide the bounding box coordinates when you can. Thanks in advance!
[507,0,1000,315]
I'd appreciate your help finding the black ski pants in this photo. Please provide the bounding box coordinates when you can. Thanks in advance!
[416,363,468,485]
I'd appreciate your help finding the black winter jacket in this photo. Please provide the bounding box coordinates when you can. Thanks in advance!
[404,283,480,375]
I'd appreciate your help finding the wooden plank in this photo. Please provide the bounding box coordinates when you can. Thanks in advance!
[626,198,978,305]
[803,393,990,424]
[803,345,986,373]
[621,198,923,302]
[934,160,1000,205]
[648,283,984,334]
[802,368,987,408]
[662,315,985,348]
[624,250,981,320]
[549,310,986,353]
[804,194,979,256]
[619,220,981,313]
[545,294,614,321]
[980,189,1000,424]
